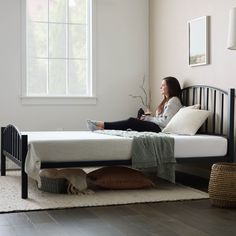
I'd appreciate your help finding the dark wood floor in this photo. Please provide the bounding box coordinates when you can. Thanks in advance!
[1,200,236,236]
[0,173,235,236]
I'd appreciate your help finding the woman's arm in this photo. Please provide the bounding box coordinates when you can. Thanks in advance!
[145,97,182,128]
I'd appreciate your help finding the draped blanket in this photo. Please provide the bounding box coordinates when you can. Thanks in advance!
[95,130,176,183]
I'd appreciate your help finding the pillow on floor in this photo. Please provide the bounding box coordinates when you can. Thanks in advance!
[87,166,155,189]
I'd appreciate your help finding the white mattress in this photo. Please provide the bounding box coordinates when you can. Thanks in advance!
[24,131,133,162]
[23,131,227,184]
[24,131,227,160]
[171,134,227,158]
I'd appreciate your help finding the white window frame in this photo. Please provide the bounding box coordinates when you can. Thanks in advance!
[21,0,96,105]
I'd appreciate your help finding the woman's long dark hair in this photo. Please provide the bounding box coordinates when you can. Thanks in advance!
[157,77,182,115]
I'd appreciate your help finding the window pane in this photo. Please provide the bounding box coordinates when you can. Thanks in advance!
[69,25,87,58]
[27,59,47,95]
[69,0,87,24]
[49,0,67,23]
[28,22,48,57]
[27,0,48,22]
[69,59,87,95]
[25,0,92,98]
[49,23,66,58]
[49,59,66,95]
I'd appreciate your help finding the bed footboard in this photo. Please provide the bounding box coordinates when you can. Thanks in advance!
[1,125,28,199]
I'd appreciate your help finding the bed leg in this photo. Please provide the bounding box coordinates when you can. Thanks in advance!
[21,135,28,199]
[1,155,6,176]
[1,127,6,176]
[21,168,28,199]
[1,152,6,176]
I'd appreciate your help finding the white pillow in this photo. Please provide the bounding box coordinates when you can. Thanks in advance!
[162,108,211,135]
[184,104,200,109]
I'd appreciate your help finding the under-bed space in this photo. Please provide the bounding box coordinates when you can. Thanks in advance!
[1,85,235,198]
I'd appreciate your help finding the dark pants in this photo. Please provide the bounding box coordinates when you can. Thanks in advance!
[104,117,161,133]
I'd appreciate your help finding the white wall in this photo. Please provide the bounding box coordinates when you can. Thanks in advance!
[150,0,236,110]
[149,0,236,177]
[0,0,149,131]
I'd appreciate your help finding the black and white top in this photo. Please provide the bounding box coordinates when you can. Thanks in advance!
[144,97,182,129]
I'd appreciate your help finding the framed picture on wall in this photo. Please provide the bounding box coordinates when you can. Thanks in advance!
[188,16,210,67]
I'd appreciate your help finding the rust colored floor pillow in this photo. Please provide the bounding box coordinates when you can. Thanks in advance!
[87,166,155,190]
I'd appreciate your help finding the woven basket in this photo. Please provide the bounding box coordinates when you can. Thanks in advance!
[38,176,68,194]
[208,163,236,208]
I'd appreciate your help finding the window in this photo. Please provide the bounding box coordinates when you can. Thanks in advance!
[22,0,95,104]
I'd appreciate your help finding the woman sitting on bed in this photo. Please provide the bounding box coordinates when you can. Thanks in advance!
[87,76,183,133]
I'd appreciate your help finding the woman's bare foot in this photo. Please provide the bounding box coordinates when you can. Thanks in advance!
[87,120,104,131]
[96,121,104,129]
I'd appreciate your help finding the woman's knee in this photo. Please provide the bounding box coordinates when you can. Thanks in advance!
[127,117,136,122]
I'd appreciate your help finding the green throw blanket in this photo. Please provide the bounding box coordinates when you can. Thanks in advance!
[95,130,176,183]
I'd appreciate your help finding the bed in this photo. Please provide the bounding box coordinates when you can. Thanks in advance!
[1,85,235,199]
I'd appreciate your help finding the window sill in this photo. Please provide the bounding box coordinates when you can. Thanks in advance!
[21,96,97,105]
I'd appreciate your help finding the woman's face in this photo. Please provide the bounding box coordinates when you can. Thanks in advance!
[160,80,169,97]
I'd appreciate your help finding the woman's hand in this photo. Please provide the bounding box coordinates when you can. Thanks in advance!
[140,114,146,120]
[155,109,160,116]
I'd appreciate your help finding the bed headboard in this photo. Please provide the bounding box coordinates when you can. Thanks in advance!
[181,85,235,162]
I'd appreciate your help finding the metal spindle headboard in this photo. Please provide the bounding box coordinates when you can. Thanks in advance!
[181,86,234,136]
[181,85,235,163]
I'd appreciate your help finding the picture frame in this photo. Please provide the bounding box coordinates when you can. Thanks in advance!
[188,16,210,67]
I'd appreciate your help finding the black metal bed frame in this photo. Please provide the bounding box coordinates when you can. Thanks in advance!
[1,85,235,199]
